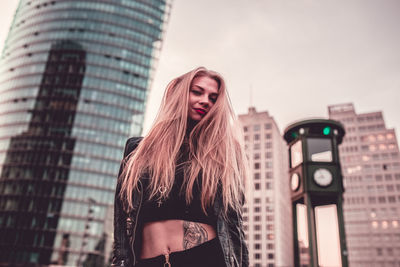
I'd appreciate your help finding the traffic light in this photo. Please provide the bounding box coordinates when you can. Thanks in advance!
[283,119,345,145]
[309,125,332,136]
[323,126,331,135]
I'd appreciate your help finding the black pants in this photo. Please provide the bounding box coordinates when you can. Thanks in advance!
[136,238,226,267]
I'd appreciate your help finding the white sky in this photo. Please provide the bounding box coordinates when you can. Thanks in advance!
[2,0,399,140]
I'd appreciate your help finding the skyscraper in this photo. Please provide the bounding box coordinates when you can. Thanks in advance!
[239,107,293,267]
[0,0,171,265]
[328,103,400,267]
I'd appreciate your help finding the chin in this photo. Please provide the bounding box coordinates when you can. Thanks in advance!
[190,117,201,122]
[189,113,202,122]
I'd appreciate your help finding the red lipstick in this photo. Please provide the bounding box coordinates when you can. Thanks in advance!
[194,108,206,115]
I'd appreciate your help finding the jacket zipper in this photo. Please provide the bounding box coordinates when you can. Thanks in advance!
[131,179,143,264]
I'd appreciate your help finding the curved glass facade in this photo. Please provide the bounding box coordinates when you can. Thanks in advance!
[0,0,171,265]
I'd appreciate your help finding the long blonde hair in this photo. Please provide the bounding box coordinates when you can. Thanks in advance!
[120,67,248,216]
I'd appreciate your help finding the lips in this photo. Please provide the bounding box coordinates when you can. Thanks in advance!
[194,108,206,115]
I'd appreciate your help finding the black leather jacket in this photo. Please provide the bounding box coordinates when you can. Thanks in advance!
[111,137,249,267]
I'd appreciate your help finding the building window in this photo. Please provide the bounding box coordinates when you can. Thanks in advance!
[254,143,260,150]
[254,234,261,240]
[254,173,260,180]
[254,243,261,250]
[266,182,272,189]
[254,134,260,141]
[254,163,260,169]
[254,198,260,203]
[265,123,272,130]
[265,133,271,139]
[243,126,248,132]
[267,253,274,259]
[255,183,260,190]
[254,216,261,221]
[254,224,261,230]
[254,124,260,131]
[254,153,260,160]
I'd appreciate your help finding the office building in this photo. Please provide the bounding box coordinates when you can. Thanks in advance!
[0,0,171,265]
[328,103,400,267]
[239,107,293,267]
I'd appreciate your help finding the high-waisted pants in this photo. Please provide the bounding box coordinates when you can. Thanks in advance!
[135,238,226,267]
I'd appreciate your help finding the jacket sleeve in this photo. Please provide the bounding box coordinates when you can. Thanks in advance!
[237,206,249,267]
[228,192,249,267]
[111,137,142,267]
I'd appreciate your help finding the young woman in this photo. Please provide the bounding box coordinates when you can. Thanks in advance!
[111,67,249,267]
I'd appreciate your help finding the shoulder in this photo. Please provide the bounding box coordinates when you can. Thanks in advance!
[123,137,143,157]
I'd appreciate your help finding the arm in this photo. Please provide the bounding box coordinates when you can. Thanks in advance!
[111,137,142,266]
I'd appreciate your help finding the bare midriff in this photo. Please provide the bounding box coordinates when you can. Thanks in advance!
[140,219,217,259]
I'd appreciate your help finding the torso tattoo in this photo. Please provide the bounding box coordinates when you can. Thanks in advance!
[182,221,208,249]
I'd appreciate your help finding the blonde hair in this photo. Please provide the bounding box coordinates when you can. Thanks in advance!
[120,67,248,216]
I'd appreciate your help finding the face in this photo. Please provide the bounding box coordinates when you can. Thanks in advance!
[188,75,219,121]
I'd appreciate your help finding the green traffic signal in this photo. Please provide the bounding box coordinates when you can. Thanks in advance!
[323,126,331,135]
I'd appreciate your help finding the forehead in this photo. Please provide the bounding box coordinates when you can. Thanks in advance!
[191,76,219,94]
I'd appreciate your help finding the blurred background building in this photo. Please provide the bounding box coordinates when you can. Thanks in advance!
[239,107,293,267]
[0,0,171,265]
[329,103,400,267]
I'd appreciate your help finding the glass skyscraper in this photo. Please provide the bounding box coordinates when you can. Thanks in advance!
[0,0,171,265]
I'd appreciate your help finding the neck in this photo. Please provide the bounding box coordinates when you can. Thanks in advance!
[186,118,198,136]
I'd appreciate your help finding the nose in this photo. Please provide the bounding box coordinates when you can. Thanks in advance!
[199,94,210,107]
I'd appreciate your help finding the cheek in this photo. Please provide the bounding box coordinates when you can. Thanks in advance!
[188,93,196,106]
[209,99,217,108]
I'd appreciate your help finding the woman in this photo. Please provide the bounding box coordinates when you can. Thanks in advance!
[112,67,249,267]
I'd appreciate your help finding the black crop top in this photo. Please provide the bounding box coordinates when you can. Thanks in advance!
[140,152,216,226]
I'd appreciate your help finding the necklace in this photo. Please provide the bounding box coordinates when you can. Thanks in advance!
[157,186,167,207]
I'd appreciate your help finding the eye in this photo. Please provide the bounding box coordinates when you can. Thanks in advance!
[191,90,201,95]
[210,97,217,103]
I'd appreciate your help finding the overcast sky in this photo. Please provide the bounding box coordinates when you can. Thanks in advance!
[2,1,398,264]
[1,0,399,140]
